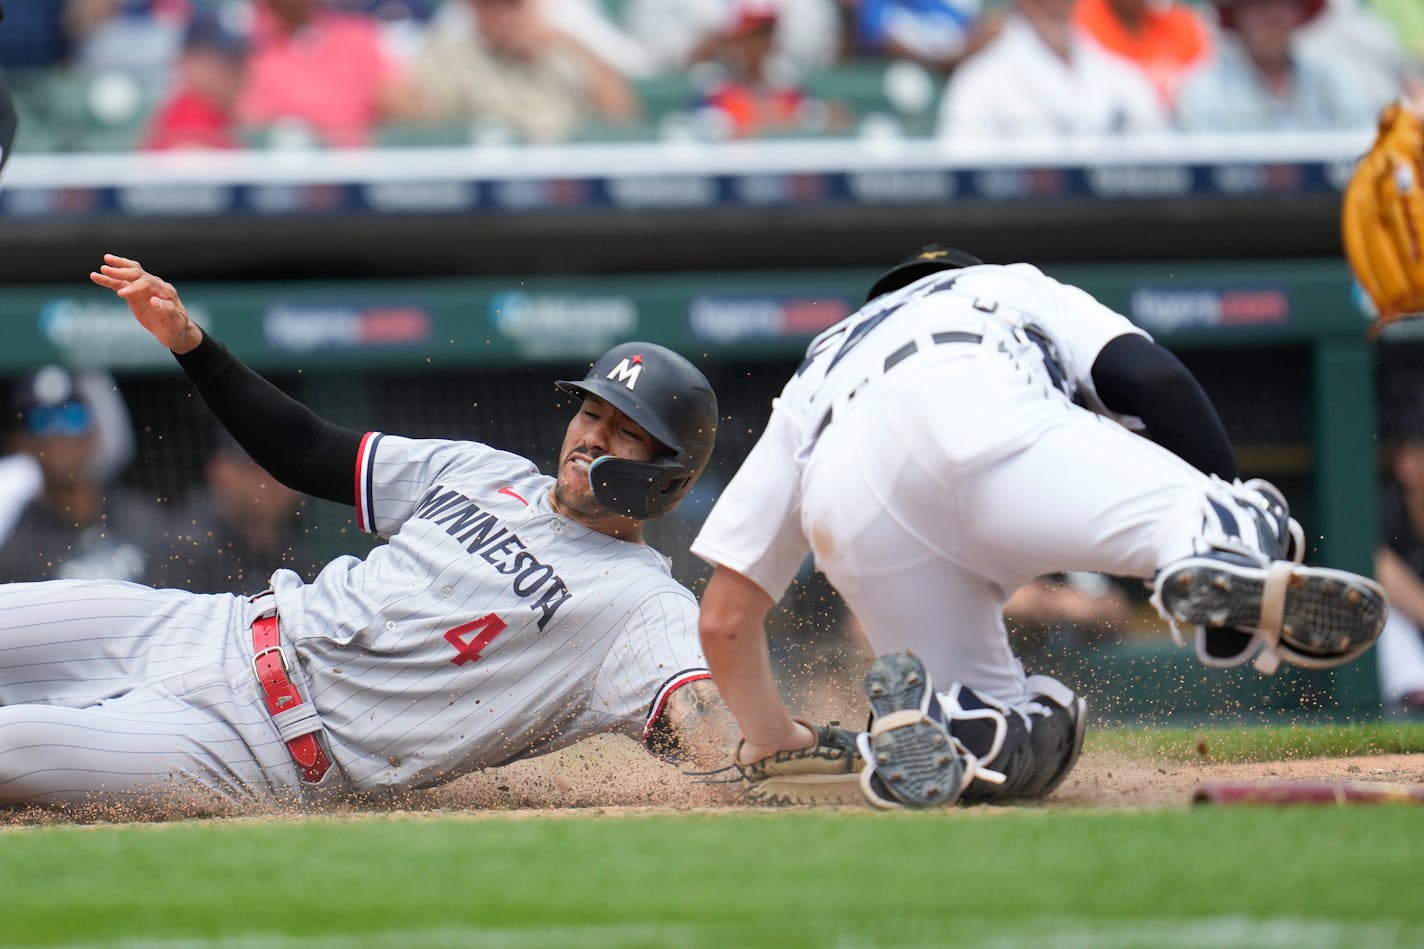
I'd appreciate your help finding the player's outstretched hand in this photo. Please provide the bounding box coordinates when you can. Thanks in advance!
[89,254,203,354]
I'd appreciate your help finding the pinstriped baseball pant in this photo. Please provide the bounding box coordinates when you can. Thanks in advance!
[0,580,337,810]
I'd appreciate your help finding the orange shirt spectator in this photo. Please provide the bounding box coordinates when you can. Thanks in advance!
[1074,0,1211,107]
[237,0,416,148]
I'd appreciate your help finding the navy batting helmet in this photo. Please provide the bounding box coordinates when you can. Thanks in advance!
[865,244,984,302]
[555,342,718,520]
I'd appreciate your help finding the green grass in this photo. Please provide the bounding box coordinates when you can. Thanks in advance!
[3,808,1423,949]
[1088,718,1424,762]
[4,720,1423,948]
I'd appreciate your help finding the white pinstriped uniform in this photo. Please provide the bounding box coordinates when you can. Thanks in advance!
[693,263,1258,709]
[0,435,707,807]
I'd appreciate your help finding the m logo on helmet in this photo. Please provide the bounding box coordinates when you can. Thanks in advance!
[606,354,644,390]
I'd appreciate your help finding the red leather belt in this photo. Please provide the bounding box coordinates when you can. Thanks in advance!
[252,613,330,783]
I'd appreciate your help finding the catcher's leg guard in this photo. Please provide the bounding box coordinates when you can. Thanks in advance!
[1020,674,1087,799]
[947,676,1085,803]
[1152,477,1385,673]
[857,652,973,810]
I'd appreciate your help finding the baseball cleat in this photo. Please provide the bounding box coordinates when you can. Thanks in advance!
[1154,558,1387,660]
[857,651,969,810]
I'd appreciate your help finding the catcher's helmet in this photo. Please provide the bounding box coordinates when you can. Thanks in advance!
[555,341,717,520]
[865,244,984,302]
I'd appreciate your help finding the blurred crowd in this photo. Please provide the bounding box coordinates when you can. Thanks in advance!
[0,364,327,592]
[0,0,1420,150]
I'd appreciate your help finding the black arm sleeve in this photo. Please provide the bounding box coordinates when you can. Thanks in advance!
[174,331,364,505]
[1089,333,1238,481]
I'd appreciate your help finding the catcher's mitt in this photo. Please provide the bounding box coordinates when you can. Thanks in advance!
[1342,101,1424,335]
[733,719,864,806]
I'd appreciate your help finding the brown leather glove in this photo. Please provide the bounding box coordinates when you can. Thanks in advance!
[1342,101,1424,335]
[732,719,864,806]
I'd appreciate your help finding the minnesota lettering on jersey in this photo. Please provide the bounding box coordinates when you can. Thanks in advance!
[414,488,573,630]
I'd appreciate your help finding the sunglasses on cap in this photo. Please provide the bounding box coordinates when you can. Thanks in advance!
[25,402,92,437]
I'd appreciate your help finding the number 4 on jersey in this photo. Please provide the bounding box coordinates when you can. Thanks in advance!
[444,613,507,665]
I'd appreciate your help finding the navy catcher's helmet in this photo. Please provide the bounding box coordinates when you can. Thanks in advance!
[865,244,984,302]
[555,342,717,520]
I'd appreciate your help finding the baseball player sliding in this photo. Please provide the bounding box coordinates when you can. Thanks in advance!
[696,247,1389,809]
[0,254,740,810]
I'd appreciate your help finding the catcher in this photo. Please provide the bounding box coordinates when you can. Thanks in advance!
[1343,97,1424,334]
[694,246,1388,810]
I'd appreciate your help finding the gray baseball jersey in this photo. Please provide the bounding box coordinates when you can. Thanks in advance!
[0,434,708,807]
[279,434,708,793]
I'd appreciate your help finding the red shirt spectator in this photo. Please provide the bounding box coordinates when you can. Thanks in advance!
[146,89,241,150]
[237,0,411,148]
[145,10,248,151]
[1074,0,1212,108]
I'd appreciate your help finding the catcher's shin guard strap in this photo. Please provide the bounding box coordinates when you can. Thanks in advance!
[1251,560,1296,674]
[942,684,1010,786]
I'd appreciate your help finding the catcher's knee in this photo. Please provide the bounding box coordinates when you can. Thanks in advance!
[942,677,1085,803]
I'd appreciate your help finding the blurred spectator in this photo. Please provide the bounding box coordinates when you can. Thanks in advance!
[545,0,657,78]
[1375,402,1424,717]
[0,366,169,584]
[143,8,248,150]
[936,0,1168,139]
[1371,0,1423,93]
[153,431,323,593]
[1004,572,1132,648]
[68,0,186,102]
[1175,0,1378,132]
[690,0,849,137]
[331,0,438,60]
[1298,0,1415,108]
[0,454,43,540]
[1072,0,1212,109]
[625,0,841,84]
[236,0,424,148]
[841,0,1005,73]
[412,0,638,142]
[0,0,72,72]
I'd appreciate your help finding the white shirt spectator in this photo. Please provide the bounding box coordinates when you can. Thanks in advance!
[1296,0,1408,114]
[937,15,1168,139]
[546,0,657,77]
[1176,35,1377,132]
[624,0,840,82]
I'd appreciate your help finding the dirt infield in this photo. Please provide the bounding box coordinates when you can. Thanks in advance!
[418,735,1424,812]
[2,734,1420,826]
